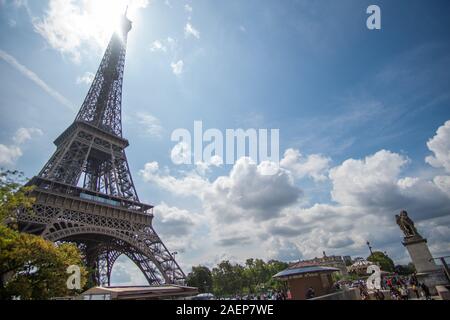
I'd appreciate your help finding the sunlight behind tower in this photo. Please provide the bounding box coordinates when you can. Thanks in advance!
[74,0,146,47]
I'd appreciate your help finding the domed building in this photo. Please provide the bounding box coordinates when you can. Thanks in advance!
[348,258,375,275]
[291,252,349,276]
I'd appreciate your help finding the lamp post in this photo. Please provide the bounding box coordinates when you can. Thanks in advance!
[367,241,373,256]
[203,280,208,294]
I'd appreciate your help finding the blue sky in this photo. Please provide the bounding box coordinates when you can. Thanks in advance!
[1,0,450,285]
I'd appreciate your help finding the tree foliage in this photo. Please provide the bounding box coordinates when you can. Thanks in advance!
[0,169,87,300]
[0,225,87,299]
[0,170,35,225]
[367,251,395,272]
[394,263,416,275]
[187,259,288,297]
[186,265,213,293]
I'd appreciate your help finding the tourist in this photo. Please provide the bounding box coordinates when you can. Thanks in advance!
[334,282,340,291]
[276,291,283,300]
[375,289,385,300]
[358,284,369,300]
[390,287,400,300]
[386,277,393,289]
[411,283,420,299]
[411,273,418,286]
[305,287,315,300]
[420,283,432,300]
[399,285,409,300]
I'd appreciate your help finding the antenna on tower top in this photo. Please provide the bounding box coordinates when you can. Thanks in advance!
[121,3,132,34]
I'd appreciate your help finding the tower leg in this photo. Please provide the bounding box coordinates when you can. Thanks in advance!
[97,250,122,287]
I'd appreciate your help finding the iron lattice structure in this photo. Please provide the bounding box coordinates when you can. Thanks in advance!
[17,14,185,286]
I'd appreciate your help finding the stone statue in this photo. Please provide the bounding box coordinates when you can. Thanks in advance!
[396,210,420,238]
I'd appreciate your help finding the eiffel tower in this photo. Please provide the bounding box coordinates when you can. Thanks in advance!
[17,12,186,286]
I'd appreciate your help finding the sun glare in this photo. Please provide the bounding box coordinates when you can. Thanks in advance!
[81,0,145,45]
[88,0,128,34]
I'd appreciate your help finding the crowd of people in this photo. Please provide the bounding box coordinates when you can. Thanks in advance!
[227,273,434,300]
[217,291,288,300]
[212,273,435,300]
[383,274,432,300]
[355,273,433,300]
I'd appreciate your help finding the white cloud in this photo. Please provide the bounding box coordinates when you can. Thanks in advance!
[195,155,223,176]
[13,127,43,144]
[434,176,450,197]
[131,0,149,8]
[330,150,408,207]
[418,215,450,257]
[139,124,450,270]
[280,148,331,182]
[171,141,191,165]
[426,120,450,173]
[184,4,192,13]
[141,157,301,222]
[76,71,94,85]
[149,40,167,52]
[0,145,22,166]
[154,202,197,237]
[265,204,404,262]
[171,60,184,75]
[184,22,200,39]
[167,37,176,47]
[140,161,209,197]
[329,149,450,220]
[153,202,207,257]
[210,155,223,167]
[110,255,147,286]
[141,161,159,175]
[327,234,354,248]
[265,238,303,262]
[0,127,43,166]
[268,147,450,261]
[32,0,150,63]
[204,158,301,222]
[135,112,163,138]
[0,49,74,110]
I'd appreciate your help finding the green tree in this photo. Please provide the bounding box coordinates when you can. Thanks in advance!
[210,259,289,297]
[212,261,245,297]
[243,258,264,293]
[394,263,416,275]
[244,259,288,294]
[0,226,87,300]
[265,260,289,277]
[367,251,395,272]
[263,260,289,292]
[0,170,34,224]
[186,265,213,293]
[0,169,87,300]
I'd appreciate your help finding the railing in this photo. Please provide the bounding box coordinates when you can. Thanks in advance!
[80,193,120,207]
[28,176,153,215]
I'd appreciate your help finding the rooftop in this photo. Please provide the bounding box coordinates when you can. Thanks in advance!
[273,266,340,279]
[82,285,198,300]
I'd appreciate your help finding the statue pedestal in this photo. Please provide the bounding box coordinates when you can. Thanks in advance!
[403,237,438,273]
[403,236,449,295]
